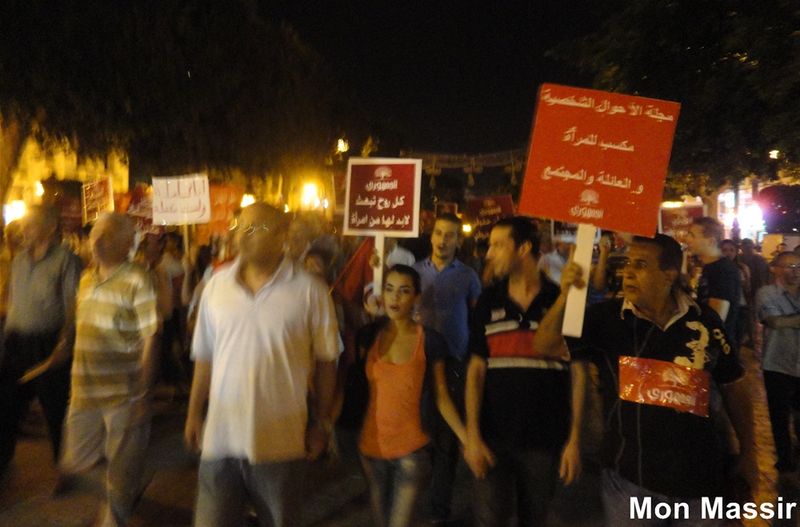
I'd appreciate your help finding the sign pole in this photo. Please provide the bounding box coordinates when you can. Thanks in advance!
[562,223,596,337]
[374,234,385,294]
[182,224,190,257]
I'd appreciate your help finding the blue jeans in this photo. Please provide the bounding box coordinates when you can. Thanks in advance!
[194,457,306,527]
[361,447,431,527]
[473,447,559,527]
[602,469,724,527]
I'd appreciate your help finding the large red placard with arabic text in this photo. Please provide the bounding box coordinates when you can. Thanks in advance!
[343,158,421,237]
[519,84,680,237]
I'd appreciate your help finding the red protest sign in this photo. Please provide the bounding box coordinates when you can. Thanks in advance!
[465,195,515,241]
[659,204,706,246]
[519,84,680,237]
[343,158,421,237]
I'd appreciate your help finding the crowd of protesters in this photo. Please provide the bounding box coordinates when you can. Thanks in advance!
[0,203,799,526]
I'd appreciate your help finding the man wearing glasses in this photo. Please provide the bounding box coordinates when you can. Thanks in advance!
[185,203,339,527]
[756,251,800,475]
[556,234,757,525]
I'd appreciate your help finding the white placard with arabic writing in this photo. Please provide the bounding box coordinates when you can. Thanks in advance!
[152,174,211,225]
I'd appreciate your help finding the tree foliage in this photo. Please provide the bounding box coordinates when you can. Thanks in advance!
[551,0,800,188]
[0,0,334,186]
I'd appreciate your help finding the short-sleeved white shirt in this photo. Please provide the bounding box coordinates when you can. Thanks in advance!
[192,257,339,462]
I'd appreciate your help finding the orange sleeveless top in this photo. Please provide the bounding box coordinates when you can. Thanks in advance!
[358,326,430,459]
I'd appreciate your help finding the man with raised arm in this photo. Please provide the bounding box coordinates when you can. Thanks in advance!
[555,234,757,525]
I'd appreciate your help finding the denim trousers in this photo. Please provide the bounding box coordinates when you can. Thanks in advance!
[360,447,431,527]
[194,457,306,527]
[473,446,559,527]
[602,469,724,527]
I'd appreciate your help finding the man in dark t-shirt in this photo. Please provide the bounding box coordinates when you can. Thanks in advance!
[465,217,578,526]
[687,217,741,352]
[554,234,758,526]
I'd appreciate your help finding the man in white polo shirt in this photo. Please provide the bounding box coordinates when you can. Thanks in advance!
[185,203,339,527]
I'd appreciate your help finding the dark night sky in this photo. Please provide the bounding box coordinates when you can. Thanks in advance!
[270,2,600,153]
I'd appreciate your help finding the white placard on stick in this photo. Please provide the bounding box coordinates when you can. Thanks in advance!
[152,174,211,225]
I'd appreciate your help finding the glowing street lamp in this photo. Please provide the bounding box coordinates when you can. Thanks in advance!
[240,193,256,208]
[3,200,27,224]
[336,138,349,154]
[301,182,321,209]
[769,149,780,160]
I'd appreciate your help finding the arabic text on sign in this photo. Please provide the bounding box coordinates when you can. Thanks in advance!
[350,213,411,229]
[364,180,398,192]
[540,166,644,195]
[540,89,675,123]
[154,178,208,199]
[562,127,635,153]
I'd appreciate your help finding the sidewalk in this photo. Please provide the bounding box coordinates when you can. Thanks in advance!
[0,345,783,526]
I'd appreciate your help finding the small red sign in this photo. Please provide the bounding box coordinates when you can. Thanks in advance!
[343,158,421,237]
[519,84,680,237]
[465,195,516,242]
[659,205,705,246]
[618,356,710,417]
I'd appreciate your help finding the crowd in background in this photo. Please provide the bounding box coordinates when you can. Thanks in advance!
[0,204,799,526]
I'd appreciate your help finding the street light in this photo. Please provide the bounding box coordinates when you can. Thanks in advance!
[301,182,321,209]
[336,138,349,154]
[240,194,256,208]
[3,200,26,224]
[769,149,780,160]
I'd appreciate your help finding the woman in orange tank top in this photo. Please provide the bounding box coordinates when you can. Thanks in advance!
[355,265,466,527]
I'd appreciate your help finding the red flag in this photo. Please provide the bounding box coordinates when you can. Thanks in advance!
[332,237,374,303]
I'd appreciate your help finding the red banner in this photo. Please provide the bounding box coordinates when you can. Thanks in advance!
[195,184,244,245]
[519,84,680,237]
[465,195,515,242]
[618,356,710,417]
[343,158,421,237]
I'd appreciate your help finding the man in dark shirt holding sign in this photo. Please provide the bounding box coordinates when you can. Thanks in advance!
[558,234,757,525]
[465,217,581,526]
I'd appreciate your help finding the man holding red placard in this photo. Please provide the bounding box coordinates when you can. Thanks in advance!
[553,234,758,525]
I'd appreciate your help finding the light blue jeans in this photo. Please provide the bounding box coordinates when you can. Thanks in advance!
[360,447,431,527]
[194,457,306,527]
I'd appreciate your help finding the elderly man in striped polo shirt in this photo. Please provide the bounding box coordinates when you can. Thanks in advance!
[58,212,159,527]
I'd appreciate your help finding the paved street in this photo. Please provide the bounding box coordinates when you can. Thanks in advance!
[0,345,789,526]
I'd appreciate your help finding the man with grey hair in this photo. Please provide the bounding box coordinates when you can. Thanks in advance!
[52,212,158,527]
[0,205,82,475]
